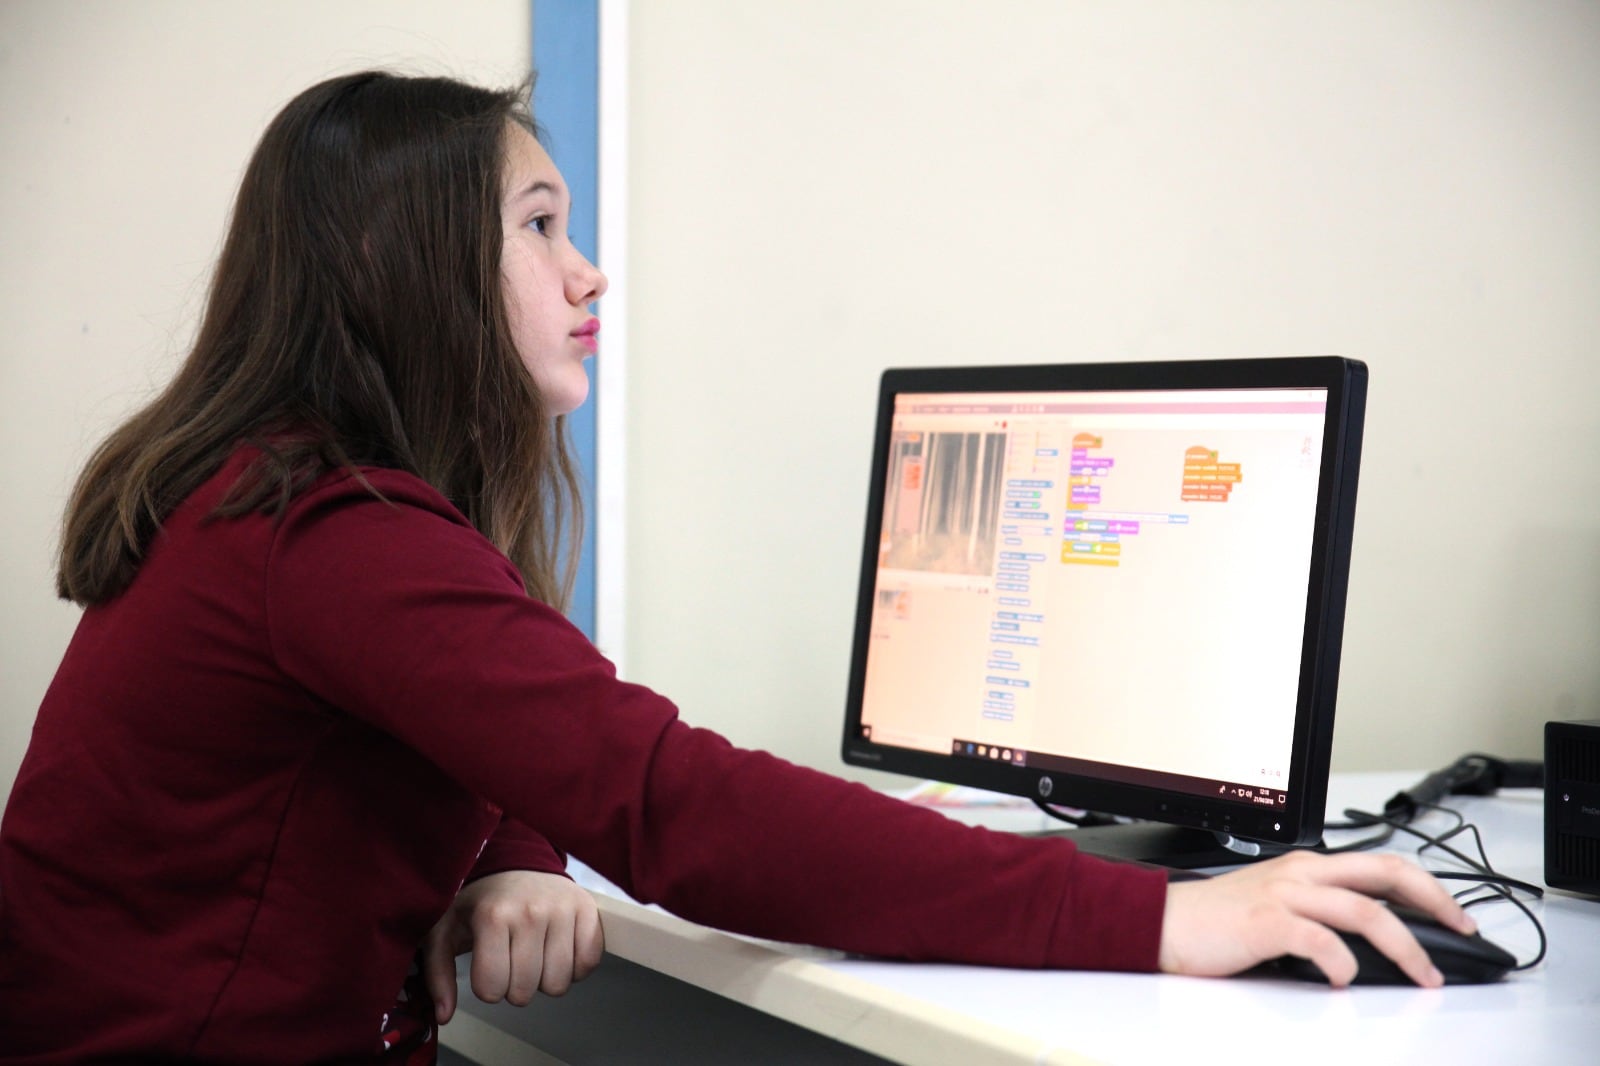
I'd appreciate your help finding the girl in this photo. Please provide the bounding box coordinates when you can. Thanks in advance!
[0,71,1473,1064]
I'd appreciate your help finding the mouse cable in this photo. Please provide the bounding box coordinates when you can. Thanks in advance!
[1313,816,1394,854]
[1430,872,1548,971]
[1342,803,1539,896]
[1403,802,1548,971]
[1321,794,1515,859]
[1342,803,1547,971]
[1381,802,1546,899]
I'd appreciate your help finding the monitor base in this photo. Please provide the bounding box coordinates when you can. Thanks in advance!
[1031,822,1281,870]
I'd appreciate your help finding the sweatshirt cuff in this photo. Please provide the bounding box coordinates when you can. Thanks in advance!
[466,816,571,882]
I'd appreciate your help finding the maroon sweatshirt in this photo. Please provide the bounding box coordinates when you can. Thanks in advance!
[0,451,1166,1063]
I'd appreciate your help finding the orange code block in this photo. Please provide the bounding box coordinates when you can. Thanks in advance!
[1182,446,1241,502]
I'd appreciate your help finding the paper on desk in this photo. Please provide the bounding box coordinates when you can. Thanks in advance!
[892,781,1037,809]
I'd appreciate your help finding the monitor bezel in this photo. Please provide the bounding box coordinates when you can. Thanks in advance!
[840,356,1368,850]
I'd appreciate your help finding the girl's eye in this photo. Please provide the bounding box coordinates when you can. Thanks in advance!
[528,215,552,236]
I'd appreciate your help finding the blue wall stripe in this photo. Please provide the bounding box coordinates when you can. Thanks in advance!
[533,0,600,638]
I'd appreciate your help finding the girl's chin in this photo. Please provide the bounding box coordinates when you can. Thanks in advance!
[532,366,591,416]
[547,385,591,416]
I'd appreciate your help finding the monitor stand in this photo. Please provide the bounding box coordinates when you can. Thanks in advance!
[1032,822,1282,871]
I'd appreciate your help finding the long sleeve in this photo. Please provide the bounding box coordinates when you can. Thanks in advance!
[266,470,1167,972]
[469,816,569,882]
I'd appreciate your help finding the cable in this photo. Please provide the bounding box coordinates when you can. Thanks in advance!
[1314,810,1393,853]
[1341,803,1547,972]
[1343,805,1537,895]
[1321,751,1544,876]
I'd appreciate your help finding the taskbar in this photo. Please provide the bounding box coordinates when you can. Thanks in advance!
[947,736,1288,810]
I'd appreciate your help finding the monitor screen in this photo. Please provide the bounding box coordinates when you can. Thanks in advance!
[841,357,1367,866]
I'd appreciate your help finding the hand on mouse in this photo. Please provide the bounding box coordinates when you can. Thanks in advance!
[1157,850,1477,987]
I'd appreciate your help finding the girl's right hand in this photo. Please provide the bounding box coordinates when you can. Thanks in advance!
[1157,850,1476,987]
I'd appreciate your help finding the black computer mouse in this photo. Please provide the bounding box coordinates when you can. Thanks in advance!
[1273,903,1516,985]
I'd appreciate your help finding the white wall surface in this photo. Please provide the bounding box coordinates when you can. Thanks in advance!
[621,0,1600,786]
[4,1,1598,815]
[0,0,529,808]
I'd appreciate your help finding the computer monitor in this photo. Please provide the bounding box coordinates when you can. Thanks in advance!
[841,357,1367,868]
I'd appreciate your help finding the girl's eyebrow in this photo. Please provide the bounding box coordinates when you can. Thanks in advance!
[507,179,563,204]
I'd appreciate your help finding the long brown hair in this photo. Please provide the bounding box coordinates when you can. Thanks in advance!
[57,71,582,609]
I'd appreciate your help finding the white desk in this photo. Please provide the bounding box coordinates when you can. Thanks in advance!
[443,773,1600,1065]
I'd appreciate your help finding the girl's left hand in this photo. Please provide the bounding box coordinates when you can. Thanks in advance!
[421,869,605,1024]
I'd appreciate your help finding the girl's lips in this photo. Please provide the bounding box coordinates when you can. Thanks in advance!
[572,318,600,353]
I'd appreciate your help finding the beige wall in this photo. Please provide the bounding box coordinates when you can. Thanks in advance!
[620,0,1600,786]
[4,1,1599,813]
[0,1,529,807]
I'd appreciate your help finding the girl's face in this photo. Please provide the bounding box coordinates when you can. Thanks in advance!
[499,125,608,415]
